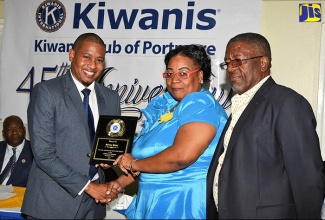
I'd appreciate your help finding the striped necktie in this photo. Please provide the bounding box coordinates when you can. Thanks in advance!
[0,148,17,184]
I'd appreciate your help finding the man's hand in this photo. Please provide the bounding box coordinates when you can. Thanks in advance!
[96,163,112,170]
[100,180,124,204]
[85,182,112,203]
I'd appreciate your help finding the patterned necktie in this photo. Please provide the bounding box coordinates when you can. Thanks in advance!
[0,148,17,184]
[82,88,98,179]
[10,148,17,173]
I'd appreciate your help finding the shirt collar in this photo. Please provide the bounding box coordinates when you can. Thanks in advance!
[7,139,25,153]
[232,75,270,101]
[70,72,95,93]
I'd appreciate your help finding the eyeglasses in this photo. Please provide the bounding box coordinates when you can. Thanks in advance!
[162,69,199,79]
[219,56,263,70]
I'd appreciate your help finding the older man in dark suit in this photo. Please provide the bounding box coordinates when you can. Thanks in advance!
[0,115,33,187]
[21,33,121,219]
[207,33,324,219]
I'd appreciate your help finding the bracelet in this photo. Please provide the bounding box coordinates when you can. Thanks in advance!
[129,159,140,177]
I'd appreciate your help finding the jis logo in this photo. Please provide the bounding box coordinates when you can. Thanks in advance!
[36,0,66,32]
[299,3,321,22]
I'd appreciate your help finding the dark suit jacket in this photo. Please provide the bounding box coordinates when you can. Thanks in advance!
[0,140,33,187]
[21,73,121,219]
[207,77,324,219]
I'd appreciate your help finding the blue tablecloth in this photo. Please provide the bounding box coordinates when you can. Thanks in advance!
[114,209,126,216]
[0,210,126,219]
[0,211,25,219]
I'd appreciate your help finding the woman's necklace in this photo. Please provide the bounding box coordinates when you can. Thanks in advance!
[158,102,180,123]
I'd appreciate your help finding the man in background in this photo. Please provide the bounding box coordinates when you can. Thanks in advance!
[0,115,33,187]
[207,32,324,219]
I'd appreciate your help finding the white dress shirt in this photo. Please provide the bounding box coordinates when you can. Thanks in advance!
[72,74,99,130]
[71,73,100,194]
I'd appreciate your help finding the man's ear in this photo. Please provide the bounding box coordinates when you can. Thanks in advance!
[68,49,75,62]
[260,56,270,72]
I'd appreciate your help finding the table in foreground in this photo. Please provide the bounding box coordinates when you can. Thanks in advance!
[0,185,126,219]
[0,186,25,219]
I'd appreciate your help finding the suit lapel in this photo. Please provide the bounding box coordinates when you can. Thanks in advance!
[215,117,231,159]
[223,77,276,164]
[64,73,89,140]
[16,140,30,165]
[0,142,6,171]
[207,117,231,185]
[95,84,105,116]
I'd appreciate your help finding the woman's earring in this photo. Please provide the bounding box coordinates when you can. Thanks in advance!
[200,80,203,84]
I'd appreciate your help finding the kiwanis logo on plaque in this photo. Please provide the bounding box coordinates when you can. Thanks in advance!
[36,0,66,32]
[107,119,126,137]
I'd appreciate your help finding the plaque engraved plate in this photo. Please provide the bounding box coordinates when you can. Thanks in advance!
[89,115,137,165]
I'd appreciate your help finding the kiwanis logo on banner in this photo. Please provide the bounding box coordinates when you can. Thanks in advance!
[36,0,66,32]
[0,0,262,130]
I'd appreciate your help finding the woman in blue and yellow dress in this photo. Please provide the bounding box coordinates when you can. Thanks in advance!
[111,44,227,219]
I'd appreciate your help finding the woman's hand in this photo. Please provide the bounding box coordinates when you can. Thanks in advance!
[113,153,135,175]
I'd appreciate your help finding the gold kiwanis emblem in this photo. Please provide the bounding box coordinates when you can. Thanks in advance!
[106,119,125,137]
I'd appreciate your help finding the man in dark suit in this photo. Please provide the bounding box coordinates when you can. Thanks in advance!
[207,32,324,219]
[0,115,33,187]
[21,33,121,219]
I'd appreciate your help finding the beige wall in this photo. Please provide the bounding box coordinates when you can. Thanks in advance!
[0,1,3,19]
[260,0,323,114]
[0,0,4,141]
